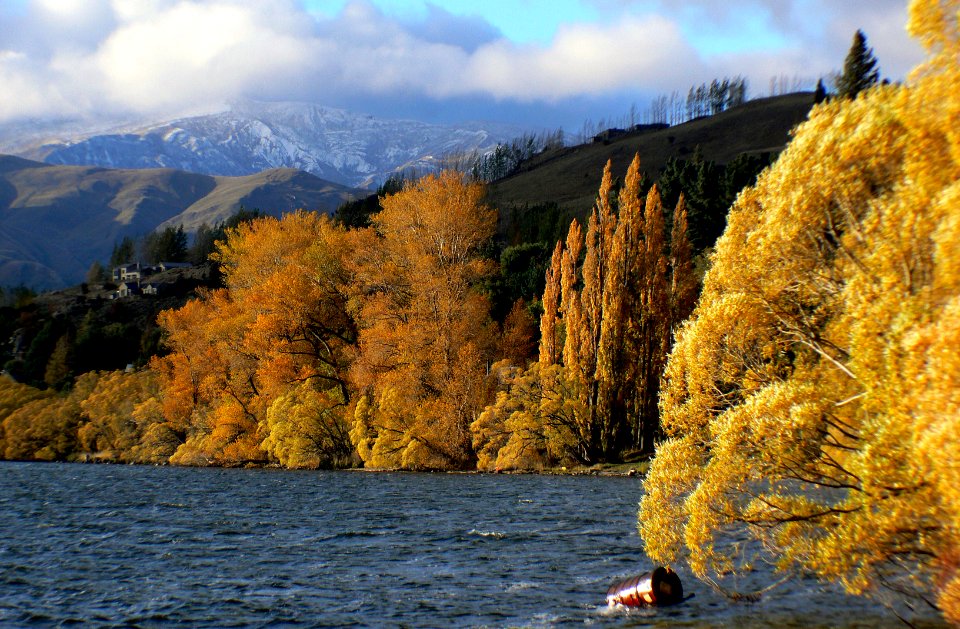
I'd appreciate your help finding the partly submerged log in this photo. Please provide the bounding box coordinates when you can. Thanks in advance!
[606,567,684,607]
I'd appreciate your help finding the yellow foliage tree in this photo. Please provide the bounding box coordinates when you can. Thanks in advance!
[2,372,99,461]
[0,376,55,457]
[348,171,497,470]
[473,361,590,470]
[78,369,169,463]
[263,381,353,468]
[640,0,960,620]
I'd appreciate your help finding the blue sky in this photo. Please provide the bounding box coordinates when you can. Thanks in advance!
[301,0,790,54]
[302,0,603,43]
[0,0,925,132]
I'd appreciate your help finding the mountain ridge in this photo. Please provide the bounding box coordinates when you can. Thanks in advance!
[0,156,359,289]
[11,100,523,189]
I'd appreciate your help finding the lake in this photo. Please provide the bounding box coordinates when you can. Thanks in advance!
[0,462,945,627]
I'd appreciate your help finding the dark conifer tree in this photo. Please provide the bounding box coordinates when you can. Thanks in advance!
[110,236,137,267]
[143,225,188,264]
[836,29,880,99]
[814,78,829,103]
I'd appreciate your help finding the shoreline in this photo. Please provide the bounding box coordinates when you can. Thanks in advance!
[4,456,651,477]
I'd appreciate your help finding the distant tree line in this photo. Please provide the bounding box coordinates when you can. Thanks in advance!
[431,32,878,192]
[469,129,566,183]
[572,76,749,145]
[683,77,748,120]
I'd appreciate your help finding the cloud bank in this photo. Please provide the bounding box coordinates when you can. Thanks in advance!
[0,0,925,129]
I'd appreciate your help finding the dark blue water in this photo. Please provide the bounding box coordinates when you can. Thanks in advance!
[0,462,945,627]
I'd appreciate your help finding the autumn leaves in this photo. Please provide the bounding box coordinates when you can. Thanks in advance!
[473,157,695,469]
[0,154,695,472]
[638,0,960,619]
[146,173,500,470]
[348,173,498,469]
[141,161,696,472]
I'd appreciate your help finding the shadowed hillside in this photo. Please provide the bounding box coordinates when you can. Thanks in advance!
[0,157,359,288]
[487,92,816,214]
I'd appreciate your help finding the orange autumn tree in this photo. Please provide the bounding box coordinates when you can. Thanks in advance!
[348,171,498,470]
[473,155,695,468]
[154,211,357,468]
[640,0,960,621]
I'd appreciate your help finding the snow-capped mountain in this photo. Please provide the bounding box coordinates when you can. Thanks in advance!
[15,101,524,189]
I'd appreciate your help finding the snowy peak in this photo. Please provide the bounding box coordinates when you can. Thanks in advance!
[19,101,523,188]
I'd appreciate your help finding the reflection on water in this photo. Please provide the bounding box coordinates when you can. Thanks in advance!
[0,462,945,627]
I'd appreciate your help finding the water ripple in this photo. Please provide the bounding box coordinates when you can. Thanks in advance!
[0,462,946,628]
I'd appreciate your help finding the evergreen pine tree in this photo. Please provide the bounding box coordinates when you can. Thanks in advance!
[836,29,880,99]
[110,236,137,268]
[86,261,107,285]
[814,78,828,103]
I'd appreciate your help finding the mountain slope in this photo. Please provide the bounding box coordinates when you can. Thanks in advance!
[0,156,358,288]
[487,92,816,214]
[18,101,522,189]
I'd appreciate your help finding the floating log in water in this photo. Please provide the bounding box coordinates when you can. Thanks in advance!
[606,566,684,607]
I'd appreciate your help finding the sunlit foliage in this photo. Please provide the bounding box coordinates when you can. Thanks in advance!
[640,0,960,619]
[0,370,170,463]
[262,381,353,469]
[78,369,173,463]
[0,376,55,458]
[154,211,357,467]
[1,373,98,461]
[348,171,498,470]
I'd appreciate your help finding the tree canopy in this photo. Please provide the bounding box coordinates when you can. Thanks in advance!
[639,0,960,621]
[348,171,498,469]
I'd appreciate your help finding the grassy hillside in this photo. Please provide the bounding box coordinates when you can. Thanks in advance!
[0,157,360,288]
[487,92,815,215]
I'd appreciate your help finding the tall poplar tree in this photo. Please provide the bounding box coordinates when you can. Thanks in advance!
[474,154,697,467]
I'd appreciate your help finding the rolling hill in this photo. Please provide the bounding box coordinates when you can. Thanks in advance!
[487,92,816,215]
[0,155,359,289]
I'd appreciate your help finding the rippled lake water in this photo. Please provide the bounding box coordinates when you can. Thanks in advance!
[0,462,946,627]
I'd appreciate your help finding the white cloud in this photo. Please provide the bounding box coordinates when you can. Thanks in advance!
[463,16,702,101]
[0,0,930,129]
[590,0,922,82]
[93,2,308,112]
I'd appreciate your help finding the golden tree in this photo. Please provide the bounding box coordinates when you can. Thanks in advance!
[1,372,99,461]
[640,0,960,620]
[0,376,55,458]
[154,211,357,467]
[348,171,498,470]
[78,369,169,463]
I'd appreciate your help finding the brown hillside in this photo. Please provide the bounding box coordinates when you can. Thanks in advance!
[487,92,816,214]
[159,168,356,232]
[0,157,360,288]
